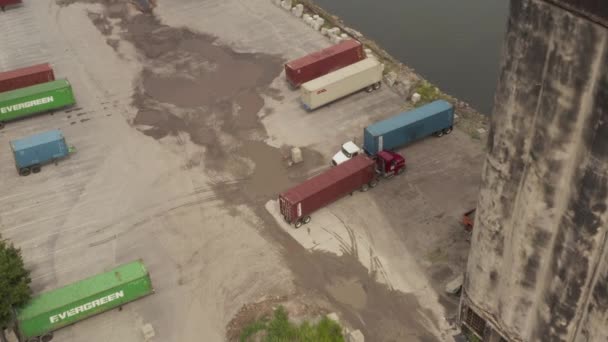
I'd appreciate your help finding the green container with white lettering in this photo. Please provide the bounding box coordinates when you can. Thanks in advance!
[0,79,75,128]
[15,261,154,342]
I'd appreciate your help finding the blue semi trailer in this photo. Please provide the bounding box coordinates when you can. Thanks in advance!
[362,100,454,155]
[10,129,70,176]
[331,100,455,165]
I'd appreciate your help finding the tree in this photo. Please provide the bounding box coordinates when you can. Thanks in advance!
[0,237,32,342]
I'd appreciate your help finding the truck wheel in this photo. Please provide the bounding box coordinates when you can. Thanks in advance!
[369,179,379,188]
[360,184,370,192]
[41,333,53,342]
[295,220,303,229]
[32,165,41,173]
[303,216,311,224]
[365,85,374,93]
[436,130,444,137]
[397,167,405,175]
[445,127,453,134]
[373,82,382,90]
[19,167,31,176]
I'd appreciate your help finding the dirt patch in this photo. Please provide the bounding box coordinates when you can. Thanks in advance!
[291,249,440,341]
[67,1,444,340]
[326,277,368,310]
[238,141,292,201]
[431,264,454,283]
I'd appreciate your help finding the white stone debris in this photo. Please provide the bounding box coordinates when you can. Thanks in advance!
[291,147,303,164]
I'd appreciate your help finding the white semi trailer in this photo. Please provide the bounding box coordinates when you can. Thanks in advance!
[300,57,383,110]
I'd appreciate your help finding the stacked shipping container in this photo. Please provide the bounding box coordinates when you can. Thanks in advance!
[0,79,75,127]
[0,0,22,10]
[284,39,364,88]
[285,39,383,110]
[0,63,55,93]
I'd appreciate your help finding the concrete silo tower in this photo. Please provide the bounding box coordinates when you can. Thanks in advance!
[460,0,608,341]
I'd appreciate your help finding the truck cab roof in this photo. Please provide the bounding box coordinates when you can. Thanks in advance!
[342,141,360,154]
[332,141,361,166]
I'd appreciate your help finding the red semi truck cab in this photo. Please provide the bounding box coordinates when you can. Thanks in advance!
[331,142,406,176]
[375,150,406,177]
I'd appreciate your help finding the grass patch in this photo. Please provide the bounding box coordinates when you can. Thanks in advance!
[240,306,344,342]
[414,80,442,106]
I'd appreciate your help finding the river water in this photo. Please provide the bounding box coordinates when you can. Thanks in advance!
[313,0,510,114]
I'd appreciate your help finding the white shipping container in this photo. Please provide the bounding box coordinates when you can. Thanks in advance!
[300,58,384,110]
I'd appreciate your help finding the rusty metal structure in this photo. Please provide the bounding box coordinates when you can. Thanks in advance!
[460,0,608,341]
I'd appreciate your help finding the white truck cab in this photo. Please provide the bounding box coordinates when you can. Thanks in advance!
[331,141,361,166]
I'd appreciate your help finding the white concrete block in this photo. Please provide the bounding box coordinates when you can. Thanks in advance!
[303,14,313,25]
[411,92,421,104]
[347,330,365,342]
[141,323,156,341]
[291,4,303,18]
[327,27,340,35]
[445,274,464,295]
[327,312,340,323]
[281,0,292,10]
[291,147,303,164]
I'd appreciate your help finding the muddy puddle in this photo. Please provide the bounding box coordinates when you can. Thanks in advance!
[83,5,312,201]
[290,248,440,341]
[239,141,292,200]
[326,277,368,310]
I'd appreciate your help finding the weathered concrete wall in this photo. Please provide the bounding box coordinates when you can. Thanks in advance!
[462,0,608,341]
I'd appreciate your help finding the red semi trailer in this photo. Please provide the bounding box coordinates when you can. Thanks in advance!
[284,39,365,89]
[0,63,55,93]
[0,0,22,11]
[279,151,405,228]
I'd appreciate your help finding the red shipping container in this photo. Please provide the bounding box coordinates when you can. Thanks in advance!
[279,155,376,227]
[0,63,55,93]
[284,39,365,88]
[0,0,22,10]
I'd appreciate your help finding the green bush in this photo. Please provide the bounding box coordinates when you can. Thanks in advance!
[240,306,344,342]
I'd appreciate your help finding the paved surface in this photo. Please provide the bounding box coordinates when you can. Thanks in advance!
[0,0,485,341]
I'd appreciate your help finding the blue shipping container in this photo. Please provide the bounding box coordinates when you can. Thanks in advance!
[363,100,454,155]
[10,129,69,172]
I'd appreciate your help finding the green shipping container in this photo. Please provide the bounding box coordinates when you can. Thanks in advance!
[16,261,154,341]
[0,79,75,127]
